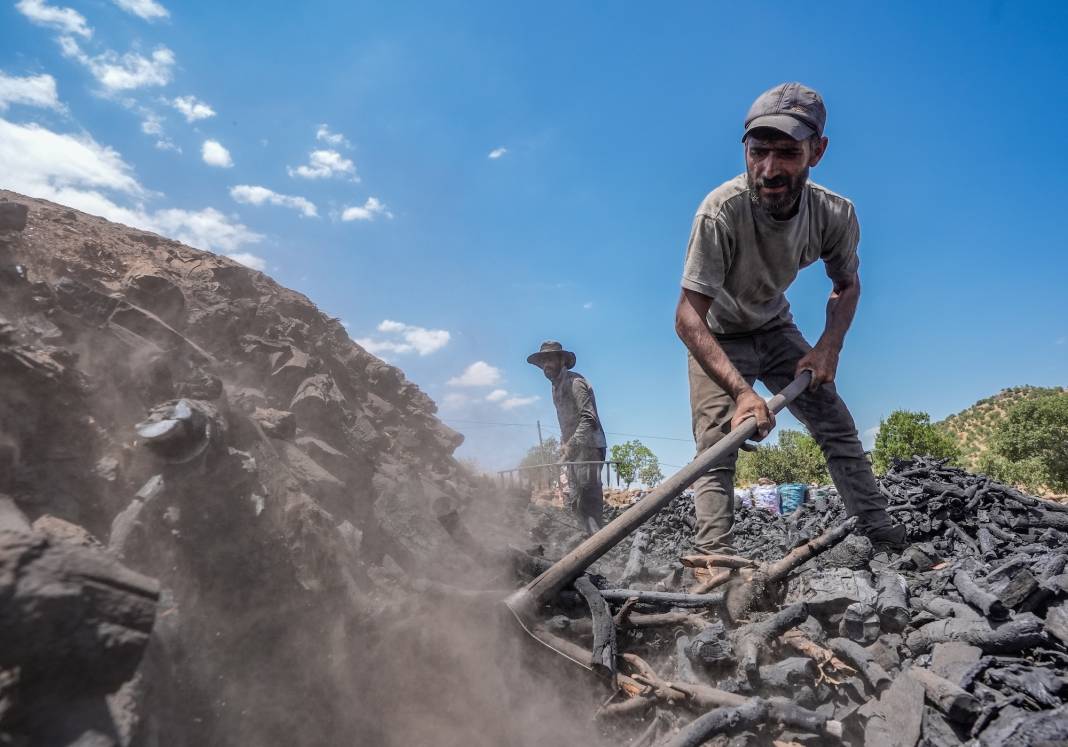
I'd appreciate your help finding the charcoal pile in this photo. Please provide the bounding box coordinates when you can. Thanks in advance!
[0,192,598,747]
[513,456,1068,746]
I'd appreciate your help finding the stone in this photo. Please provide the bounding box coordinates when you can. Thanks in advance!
[277,441,344,503]
[253,407,297,440]
[0,202,29,233]
[290,373,346,432]
[122,272,186,327]
[862,669,925,747]
[31,514,104,549]
[930,642,982,687]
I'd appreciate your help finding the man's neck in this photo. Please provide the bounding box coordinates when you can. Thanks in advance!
[552,368,569,387]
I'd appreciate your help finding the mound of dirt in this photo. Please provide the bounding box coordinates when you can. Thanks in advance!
[0,191,600,746]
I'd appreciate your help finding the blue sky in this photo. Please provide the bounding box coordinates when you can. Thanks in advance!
[2,1,1066,473]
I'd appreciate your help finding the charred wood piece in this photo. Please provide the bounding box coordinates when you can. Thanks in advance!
[733,602,809,682]
[574,576,616,677]
[907,666,981,724]
[685,621,733,667]
[875,572,910,632]
[954,570,1009,620]
[681,553,758,570]
[756,657,816,689]
[827,637,891,693]
[599,589,726,609]
[781,629,857,680]
[906,614,1046,655]
[622,528,651,584]
[839,602,880,644]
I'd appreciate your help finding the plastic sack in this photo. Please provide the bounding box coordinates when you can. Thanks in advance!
[752,484,780,514]
[778,483,808,514]
[734,487,753,508]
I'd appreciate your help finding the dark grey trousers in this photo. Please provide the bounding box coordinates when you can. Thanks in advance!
[567,446,606,531]
[688,323,889,553]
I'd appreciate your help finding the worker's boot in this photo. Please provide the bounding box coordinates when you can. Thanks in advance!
[862,522,907,553]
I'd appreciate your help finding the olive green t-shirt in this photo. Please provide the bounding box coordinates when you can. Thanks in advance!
[680,173,860,335]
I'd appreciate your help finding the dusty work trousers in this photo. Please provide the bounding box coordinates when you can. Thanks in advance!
[567,446,606,532]
[689,323,889,553]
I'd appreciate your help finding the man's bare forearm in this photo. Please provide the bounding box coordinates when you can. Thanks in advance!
[675,289,750,398]
[817,273,860,351]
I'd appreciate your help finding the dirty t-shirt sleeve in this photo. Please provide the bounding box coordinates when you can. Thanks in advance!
[568,378,599,448]
[821,202,861,283]
[681,214,732,298]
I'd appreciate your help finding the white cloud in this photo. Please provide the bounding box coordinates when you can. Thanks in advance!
[488,147,507,159]
[16,0,91,38]
[341,196,391,222]
[112,0,169,21]
[0,117,141,197]
[201,139,233,168]
[0,117,261,255]
[225,252,267,271]
[288,149,356,180]
[140,113,162,135]
[486,389,508,402]
[230,185,317,218]
[353,338,405,359]
[441,393,471,410]
[171,95,214,122]
[501,395,539,410]
[583,301,594,309]
[0,71,62,111]
[151,207,261,252]
[355,319,450,358]
[448,361,502,388]
[60,37,175,92]
[316,124,350,148]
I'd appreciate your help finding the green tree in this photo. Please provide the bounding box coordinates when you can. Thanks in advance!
[986,392,1068,492]
[872,410,961,474]
[735,429,831,485]
[520,436,560,469]
[611,440,661,488]
[638,460,664,487]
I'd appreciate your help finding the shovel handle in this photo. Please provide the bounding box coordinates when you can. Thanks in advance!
[506,371,811,619]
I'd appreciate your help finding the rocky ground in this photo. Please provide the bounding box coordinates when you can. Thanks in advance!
[514,457,1068,746]
[0,191,600,746]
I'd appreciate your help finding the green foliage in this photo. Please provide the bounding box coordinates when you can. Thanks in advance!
[977,453,1050,494]
[638,460,664,487]
[611,440,662,488]
[520,436,560,469]
[872,410,961,474]
[940,385,1067,470]
[735,429,831,485]
[988,392,1068,492]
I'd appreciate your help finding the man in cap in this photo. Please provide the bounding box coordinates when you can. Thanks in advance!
[528,341,608,534]
[675,82,906,552]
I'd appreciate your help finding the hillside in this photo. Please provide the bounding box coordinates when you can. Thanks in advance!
[939,385,1067,469]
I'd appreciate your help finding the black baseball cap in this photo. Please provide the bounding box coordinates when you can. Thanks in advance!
[743,82,826,142]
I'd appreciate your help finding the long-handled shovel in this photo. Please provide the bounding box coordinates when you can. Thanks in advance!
[505,371,812,643]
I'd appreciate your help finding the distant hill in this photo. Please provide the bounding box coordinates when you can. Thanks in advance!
[939,385,1067,469]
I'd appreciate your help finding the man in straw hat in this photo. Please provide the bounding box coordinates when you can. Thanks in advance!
[675,82,905,553]
[527,341,608,534]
